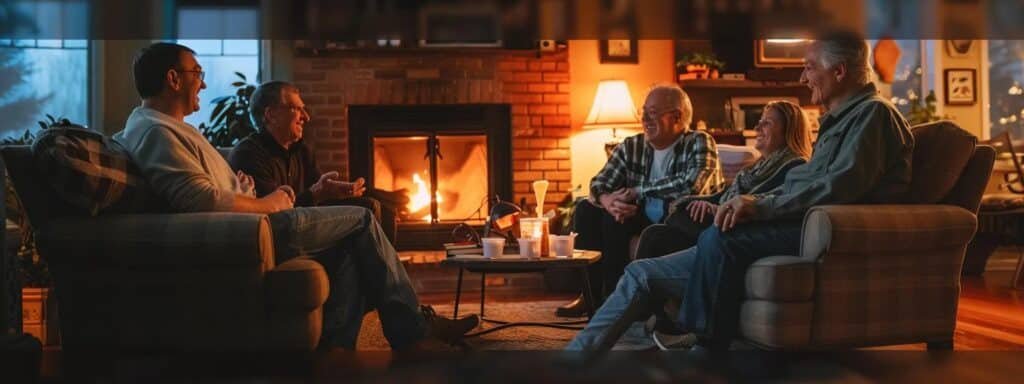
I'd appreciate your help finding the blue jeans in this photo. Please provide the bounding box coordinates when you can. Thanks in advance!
[680,220,802,349]
[268,205,425,350]
[566,247,698,352]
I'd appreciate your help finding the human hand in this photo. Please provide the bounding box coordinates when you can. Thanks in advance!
[599,188,640,223]
[714,195,758,232]
[687,200,718,224]
[341,177,366,197]
[236,170,254,196]
[609,199,639,223]
[263,185,295,213]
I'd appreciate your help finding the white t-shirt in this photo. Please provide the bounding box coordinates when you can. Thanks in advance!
[644,146,674,222]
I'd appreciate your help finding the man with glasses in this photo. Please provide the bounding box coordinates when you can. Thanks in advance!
[557,84,724,318]
[114,43,478,353]
[228,81,397,243]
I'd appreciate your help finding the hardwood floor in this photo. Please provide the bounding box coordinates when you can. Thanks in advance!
[954,270,1024,350]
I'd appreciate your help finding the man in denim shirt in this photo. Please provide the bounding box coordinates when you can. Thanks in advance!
[683,31,915,354]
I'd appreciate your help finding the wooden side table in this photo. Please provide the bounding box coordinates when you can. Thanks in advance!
[440,249,601,336]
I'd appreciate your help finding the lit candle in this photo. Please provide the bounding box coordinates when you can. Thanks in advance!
[520,217,549,256]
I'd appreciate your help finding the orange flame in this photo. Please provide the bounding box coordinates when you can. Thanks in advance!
[407,172,442,222]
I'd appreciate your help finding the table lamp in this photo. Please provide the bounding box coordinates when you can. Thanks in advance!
[584,80,642,157]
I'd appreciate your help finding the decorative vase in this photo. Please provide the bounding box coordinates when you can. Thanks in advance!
[21,287,59,346]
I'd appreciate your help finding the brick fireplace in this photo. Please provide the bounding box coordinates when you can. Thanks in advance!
[292,48,573,248]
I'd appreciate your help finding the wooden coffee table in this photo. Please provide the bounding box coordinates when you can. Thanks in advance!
[440,249,601,336]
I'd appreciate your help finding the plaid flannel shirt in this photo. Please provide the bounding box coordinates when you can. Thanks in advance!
[589,130,724,205]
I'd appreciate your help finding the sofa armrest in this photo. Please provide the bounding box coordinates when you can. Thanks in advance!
[798,205,973,346]
[265,257,329,311]
[37,212,274,270]
[801,205,977,262]
[746,256,816,301]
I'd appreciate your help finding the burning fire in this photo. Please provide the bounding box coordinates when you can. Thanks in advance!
[408,172,442,222]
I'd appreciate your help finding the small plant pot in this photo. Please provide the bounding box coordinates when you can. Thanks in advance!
[22,287,60,346]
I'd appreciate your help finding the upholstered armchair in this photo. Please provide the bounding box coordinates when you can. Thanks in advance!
[1,146,329,353]
[740,121,994,350]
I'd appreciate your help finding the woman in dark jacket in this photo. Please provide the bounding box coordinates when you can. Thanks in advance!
[635,100,814,259]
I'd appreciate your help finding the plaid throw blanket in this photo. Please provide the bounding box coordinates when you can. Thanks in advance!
[32,125,159,216]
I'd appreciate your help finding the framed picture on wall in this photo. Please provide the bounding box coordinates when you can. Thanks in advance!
[754,39,812,67]
[944,68,977,105]
[599,39,638,64]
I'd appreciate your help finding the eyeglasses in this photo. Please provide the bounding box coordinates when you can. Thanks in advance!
[177,69,205,81]
[641,108,680,121]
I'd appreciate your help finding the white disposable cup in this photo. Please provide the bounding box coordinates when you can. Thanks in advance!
[481,238,506,259]
[517,237,541,258]
[550,235,575,257]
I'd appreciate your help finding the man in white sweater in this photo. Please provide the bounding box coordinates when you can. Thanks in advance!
[114,42,477,351]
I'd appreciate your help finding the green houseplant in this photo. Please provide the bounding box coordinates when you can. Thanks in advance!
[3,115,62,344]
[677,52,725,80]
[198,72,258,147]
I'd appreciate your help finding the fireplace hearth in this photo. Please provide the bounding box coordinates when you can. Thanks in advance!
[349,104,512,250]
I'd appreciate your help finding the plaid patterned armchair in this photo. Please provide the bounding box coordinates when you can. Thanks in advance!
[1,146,328,353]
[741,121,994,350]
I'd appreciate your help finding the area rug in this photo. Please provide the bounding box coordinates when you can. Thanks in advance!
[355,300,657,351]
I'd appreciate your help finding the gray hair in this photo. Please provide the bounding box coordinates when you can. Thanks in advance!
[648,83,693,128]
[812,31,873,85]
[250,81,300,131]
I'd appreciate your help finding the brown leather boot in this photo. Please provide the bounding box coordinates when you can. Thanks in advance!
[422,305,480,344]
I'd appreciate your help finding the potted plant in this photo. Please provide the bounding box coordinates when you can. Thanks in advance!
[3,115,62,345]
[676,52,726,80]
[199,72,258,147]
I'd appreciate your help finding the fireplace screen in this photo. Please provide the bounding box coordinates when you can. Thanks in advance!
[373,134,489,224]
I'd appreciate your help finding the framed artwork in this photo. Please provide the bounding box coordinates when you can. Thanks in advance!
[599,39,638,64]
[754,39,812,67]
[944,68,977,105]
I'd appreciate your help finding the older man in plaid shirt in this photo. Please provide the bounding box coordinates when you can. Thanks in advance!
[558,84,724,318]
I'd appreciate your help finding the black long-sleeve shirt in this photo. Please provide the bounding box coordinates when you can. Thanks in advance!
[227,131,322,207]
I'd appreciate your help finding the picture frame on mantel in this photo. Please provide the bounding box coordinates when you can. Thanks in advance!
[600,39,638,64]
[944,68,977,105]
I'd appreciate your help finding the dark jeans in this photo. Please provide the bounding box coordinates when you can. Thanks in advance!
[680,220,802,349]
[326,196,398,245]
[268,205,424,350]
[634,208,712,260]
[573,200,652,302]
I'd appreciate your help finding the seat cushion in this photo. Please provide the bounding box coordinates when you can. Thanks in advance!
[745,256,816,301]
[32,126,161,216]
[908,121,977,203]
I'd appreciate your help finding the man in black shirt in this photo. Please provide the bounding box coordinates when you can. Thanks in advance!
[229,81,396,242]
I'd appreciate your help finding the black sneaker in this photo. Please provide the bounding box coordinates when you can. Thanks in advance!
[421,305,480,344]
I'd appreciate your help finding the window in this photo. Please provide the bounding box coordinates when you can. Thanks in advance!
[0,0,90,138]
[988,41,1024,139]
[176,5,261,129]
[884,40,929,118]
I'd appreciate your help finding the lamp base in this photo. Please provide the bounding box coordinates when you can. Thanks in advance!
[604,140,621,159]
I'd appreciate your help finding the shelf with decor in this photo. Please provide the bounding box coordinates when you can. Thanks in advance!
[679,79,806,89]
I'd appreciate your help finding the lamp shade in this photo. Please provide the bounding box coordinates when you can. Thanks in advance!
[583,80,641,129]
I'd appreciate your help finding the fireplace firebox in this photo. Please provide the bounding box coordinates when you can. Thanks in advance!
[349,104,512,250]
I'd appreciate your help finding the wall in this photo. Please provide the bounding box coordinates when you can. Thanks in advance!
[290,48,571,212]
[567,40,676,196]
[932,39,987,138]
